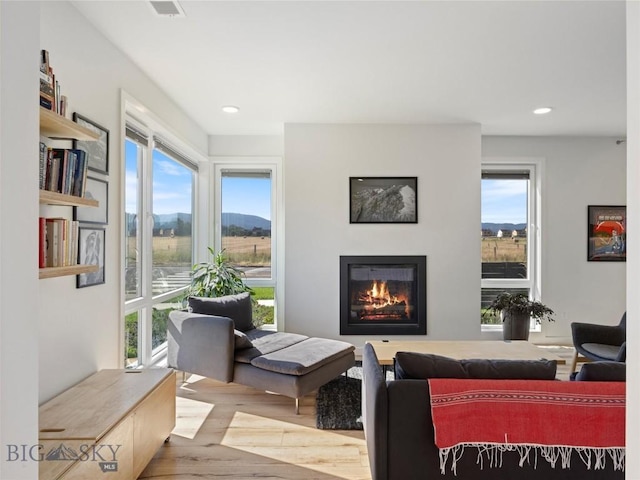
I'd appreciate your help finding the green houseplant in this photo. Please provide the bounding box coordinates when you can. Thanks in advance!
[185,247,252,299]
[183,248,267,327]
[484,292,554,341]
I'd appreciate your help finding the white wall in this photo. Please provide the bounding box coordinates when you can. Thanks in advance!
[0,3,40,478]
[483,137,626,344]
[284,124,481,344]
[38,1,208,402]
[209,135,283,157]
[626,1,640,477]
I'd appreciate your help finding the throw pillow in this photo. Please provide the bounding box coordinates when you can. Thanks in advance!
[234,330,254,350]
[574,361,626,382]
[394,351,557,380]
[188,292,254,332]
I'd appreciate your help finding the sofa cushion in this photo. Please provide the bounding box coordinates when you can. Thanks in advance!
[574,361,626,382]
[234,331,308,363]
[234,330,253,350]
[188,292,254,332]
[394,351,557,380]
[250,337,355,376]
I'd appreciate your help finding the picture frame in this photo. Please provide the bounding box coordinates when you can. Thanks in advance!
[349,176,418,223]
[77,227,106,288]
[587,205,626,262]
[73,113,109,175]
[74,176,108,225]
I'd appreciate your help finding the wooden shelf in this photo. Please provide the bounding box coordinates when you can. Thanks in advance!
[39,264,99,280]
[39,189,98,207]
[39,107,99,141]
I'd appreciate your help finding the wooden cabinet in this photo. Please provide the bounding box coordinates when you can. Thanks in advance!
[39,107,100,279]
[39,368,176,480]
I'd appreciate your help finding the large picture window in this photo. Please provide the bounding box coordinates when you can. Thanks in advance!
[124,118,197,368]
[214,162,279,329]
[481,161,541,328]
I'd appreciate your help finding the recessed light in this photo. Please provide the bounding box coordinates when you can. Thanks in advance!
[221,105,240,114]
[533,107,553,115]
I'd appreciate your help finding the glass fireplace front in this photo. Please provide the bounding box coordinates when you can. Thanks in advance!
[340,255,426,335]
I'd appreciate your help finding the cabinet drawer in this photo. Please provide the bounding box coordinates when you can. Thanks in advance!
[62,415,133,480]
[133,371,176,477]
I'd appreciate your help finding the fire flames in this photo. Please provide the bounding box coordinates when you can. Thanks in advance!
[357,280,409,319]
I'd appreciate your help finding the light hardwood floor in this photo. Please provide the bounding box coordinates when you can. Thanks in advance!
[140,346,577,480]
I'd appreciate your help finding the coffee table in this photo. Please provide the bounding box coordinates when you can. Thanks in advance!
[366,340,566,366]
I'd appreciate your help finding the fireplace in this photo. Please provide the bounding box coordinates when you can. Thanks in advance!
[340,255,426,335]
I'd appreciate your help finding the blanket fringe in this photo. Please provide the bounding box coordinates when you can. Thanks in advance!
[439,444,625,476]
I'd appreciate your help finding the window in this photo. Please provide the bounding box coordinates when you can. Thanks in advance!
[481,161,541,328]
[214,163,279,328]
[124,119,197,367]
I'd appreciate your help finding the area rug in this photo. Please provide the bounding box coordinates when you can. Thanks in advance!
[316,374,363,430]
[316,363,393,430]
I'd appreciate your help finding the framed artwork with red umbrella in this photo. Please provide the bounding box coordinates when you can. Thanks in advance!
[588,205,626,262]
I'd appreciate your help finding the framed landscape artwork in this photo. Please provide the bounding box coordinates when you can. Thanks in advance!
[587,205,626,262]
[74,176,108,224]
[77,227,106,288]
[73,113,109,175]
[350,177,418,224]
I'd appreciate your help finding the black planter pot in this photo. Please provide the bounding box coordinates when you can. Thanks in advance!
[502,311,531,340]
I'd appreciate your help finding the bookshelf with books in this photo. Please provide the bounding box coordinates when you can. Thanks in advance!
[39,107,100,280]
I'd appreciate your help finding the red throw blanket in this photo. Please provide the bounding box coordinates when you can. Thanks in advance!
[428,379,625,474]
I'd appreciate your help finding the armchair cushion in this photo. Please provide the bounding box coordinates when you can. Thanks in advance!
[188,292,254,331]
[580,343,621,360]
[574,361,626,382]
[395,351,557,380]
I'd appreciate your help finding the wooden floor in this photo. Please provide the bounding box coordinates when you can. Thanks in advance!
[140,346,577,480]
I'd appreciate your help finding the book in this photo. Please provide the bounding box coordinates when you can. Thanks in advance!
[48,149,65,193]
[70,221,79,266]
[39,217,47,268]
[40,96,53,110]
[40,49,49,74]
[45,218,57,267]
[71,150,87,197]
[39,142,47,190]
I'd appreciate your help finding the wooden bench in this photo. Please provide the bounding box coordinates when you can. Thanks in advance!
[39,368,175,480]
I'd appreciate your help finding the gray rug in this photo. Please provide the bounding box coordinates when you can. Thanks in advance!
[316,373,363,430]
[316,363,392,430]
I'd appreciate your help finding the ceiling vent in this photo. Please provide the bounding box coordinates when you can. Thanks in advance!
[149,1,185,18]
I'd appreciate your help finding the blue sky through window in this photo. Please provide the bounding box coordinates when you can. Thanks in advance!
[221,176,271,221]
[481,179,527,224]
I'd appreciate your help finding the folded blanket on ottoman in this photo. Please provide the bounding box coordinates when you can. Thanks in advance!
[428,379,625,475]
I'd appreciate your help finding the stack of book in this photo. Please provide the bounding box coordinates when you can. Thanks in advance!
[39,143,88,197]
[40,49,67,115]
[39,217,79,268]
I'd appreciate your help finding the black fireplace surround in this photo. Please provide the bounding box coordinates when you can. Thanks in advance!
[340,255,426,335]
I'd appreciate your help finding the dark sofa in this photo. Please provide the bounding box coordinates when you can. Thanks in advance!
[362,343,625,480]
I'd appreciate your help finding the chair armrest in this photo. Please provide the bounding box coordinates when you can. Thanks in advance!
[571,322,626,347]
[167,310,235,382]
[362,343,388,480]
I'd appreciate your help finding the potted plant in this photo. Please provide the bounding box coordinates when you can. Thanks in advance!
[182,248,266,327]
[184,247,252,299]
[483,292,554,341]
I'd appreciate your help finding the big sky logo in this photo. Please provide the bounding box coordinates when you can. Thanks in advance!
[7,443,121,473]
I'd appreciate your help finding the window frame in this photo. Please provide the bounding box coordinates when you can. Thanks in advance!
[212,158,283,329]
[481,158,543,332]
[122,99,203,368]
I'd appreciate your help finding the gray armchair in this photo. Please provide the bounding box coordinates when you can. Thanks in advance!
[570,312,626,372]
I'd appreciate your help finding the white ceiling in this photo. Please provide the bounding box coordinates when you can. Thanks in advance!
[71,0,626,137]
